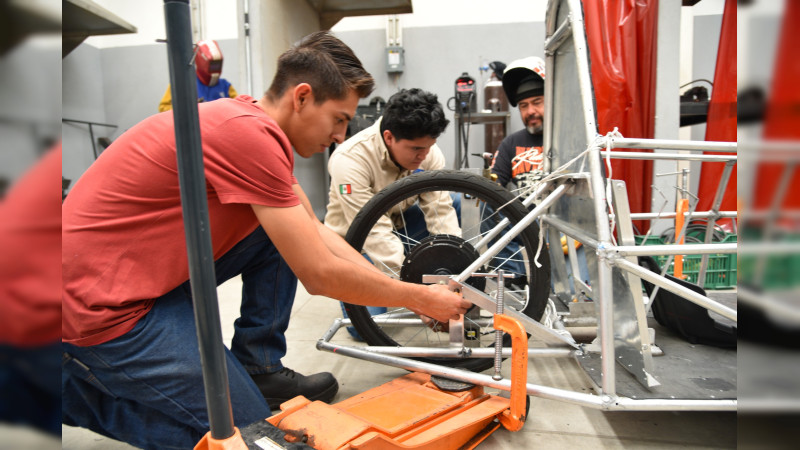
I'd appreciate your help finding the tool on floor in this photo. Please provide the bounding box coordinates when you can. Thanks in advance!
[267,270,528,450]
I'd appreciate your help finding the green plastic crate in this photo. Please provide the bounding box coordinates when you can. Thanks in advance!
[738,230,800,289]
[634,234,737,290]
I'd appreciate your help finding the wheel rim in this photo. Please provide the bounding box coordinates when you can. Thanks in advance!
[344,170,549,371]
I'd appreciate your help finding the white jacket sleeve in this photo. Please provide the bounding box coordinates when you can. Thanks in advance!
[328,153,406,276]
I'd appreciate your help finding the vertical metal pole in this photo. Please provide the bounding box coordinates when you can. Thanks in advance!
[163,0,236,440]
[697,161,735,286]
[454,113,462,169]
[243,0,253,95]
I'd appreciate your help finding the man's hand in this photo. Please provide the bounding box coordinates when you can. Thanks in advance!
[408,283,471,324]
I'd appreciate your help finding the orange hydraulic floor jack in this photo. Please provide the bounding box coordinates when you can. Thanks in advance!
[265,311,529,450]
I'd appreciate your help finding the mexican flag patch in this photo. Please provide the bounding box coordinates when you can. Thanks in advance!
[339,184,352,195]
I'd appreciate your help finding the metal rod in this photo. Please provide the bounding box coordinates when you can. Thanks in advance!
[602,151,737,162]
[582,81,616,398]
[568,0,599,143]
[738,241,800,255]
[545,0,560,36]
[698,161,736,286]
[493,270,506,381]
[544,18,572,54]
[610,398,737,411]
[163,0,235,440]
[630,211,737,220]
[316,335,734,411]
[614,243,737,256]
[242,0,253,95]
[88,123,98,159]
[61,118,118,127]
[541,216,602,250]
[456,184,569,284]
[361,346,576,358]
[608,137,738,152]
[754,161,798,284]
[472,181,552,251]
[612,257,737,322]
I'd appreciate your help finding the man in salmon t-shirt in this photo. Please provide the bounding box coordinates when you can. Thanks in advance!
[62,31,471,449]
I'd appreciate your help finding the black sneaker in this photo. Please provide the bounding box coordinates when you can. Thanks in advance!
[251,368,339,407]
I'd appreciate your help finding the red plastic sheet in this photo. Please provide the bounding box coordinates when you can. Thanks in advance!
[583,0,658,233]
[696,0,737,230]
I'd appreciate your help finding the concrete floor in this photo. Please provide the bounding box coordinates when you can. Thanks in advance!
[54,276,736,449]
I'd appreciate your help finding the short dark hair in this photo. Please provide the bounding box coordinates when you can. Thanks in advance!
[266,31,375,104]
[380,88,450,140]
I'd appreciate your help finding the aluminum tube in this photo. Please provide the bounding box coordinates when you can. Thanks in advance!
[738,241,800,255]
[613,257,737,321]
[614,243,737,256]
[541,216,602,250]
[609,137,738,152]
[609,398,737,411]
[585,145,617,395]
[317,339,607,408]
[472,181,552,251]
[545,0,560,35]
[320,318,343,343]
[164,0,234,440]
[359,346,575,359]
[544,18,572,53]
[698,161,736,286]
[456,184,569,284]
[603,151,737,162]
[630,211,737,220]
[568,0,600,142]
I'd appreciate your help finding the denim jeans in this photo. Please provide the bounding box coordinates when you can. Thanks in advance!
[479,201,526,277]
[62,226,294,449]
[340,194,462,339]
[0,343,61,435]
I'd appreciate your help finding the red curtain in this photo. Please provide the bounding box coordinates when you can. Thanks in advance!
[583,0,658,234]
[696,0,737,230]
[753,1,800,220]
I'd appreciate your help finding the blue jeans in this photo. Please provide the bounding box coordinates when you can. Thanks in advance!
[479,202,526,277]
[340,194,462,339]
[0,343,61,435]
[62,226,294,449]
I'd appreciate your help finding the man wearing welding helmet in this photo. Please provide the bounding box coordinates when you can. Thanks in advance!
[158,39,238,112]
[479,56,547,287]
[490,56,546,193]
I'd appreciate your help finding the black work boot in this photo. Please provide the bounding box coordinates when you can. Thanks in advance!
[251,368,338,408]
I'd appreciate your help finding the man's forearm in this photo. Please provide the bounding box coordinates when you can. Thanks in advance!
[318,222,382,274]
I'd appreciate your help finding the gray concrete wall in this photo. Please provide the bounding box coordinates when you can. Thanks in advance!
[687,14,722,198]
[239,0,324,218]
[62,15,725,219]
[334,22,545,172]
[62,38,239,187]
[0,37,61,188]
[62,43,107,186]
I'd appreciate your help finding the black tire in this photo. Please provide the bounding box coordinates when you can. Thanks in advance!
[343,170,550,372]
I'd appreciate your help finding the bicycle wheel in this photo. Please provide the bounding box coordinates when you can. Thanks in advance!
[343,170,550,372]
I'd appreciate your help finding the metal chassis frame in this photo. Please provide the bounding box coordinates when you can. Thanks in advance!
[316,0,739,412]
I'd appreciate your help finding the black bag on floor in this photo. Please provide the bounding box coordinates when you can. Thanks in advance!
[639,256,736,348]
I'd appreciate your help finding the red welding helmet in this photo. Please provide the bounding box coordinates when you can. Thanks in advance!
[195,39,223,86]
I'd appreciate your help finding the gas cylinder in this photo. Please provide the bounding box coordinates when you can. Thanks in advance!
[484,72,508,158]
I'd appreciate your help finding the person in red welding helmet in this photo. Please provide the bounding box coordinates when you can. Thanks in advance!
[158,39,238,112]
